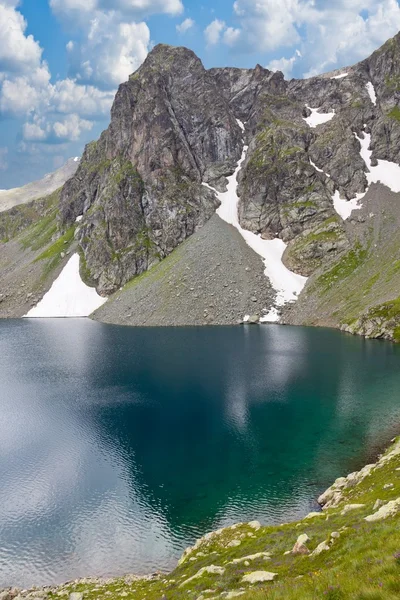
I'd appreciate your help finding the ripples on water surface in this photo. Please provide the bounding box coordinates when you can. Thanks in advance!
[1,319,400,586]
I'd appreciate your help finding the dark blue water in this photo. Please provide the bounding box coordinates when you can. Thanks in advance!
[1,319,400,587]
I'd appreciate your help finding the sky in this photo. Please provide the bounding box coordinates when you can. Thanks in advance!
[1,0,400,189]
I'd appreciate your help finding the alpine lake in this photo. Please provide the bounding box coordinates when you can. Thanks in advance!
[1,319,400,587]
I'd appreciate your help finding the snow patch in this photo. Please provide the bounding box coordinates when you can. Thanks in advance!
[366,82,377,105]
[260,308,280,323]
[74,156,80,162]
[75,215,83,222]
[24,253,107,318]
[304,105,335,128]
[310,158,330,177]
[236,119,245,132]
[332,190,364,220]
[355,131,400,193]
[203,147,307,312]
[331,73,348,80]
[243,315,250,323]
[330,128,400,220]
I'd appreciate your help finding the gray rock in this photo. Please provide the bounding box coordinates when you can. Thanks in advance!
[292,533,310,555]
[246,315,260,324]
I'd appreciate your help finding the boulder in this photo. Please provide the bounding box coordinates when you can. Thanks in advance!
[341,504,365,515]
[310,541,330,556]
[230,552,271,565]
[246,315,260,324]
[241,571,277,584]
[180,565,225,588]
[292,534,310,555]
[227,540,241,548]
[365,497,400,522]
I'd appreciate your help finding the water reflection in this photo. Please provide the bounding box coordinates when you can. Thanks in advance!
[0,320,400,587]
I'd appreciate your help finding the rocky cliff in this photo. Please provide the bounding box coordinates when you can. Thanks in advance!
[3,34,400,337]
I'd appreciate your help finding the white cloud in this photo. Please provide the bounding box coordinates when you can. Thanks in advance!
[268,49,302,78]
[0,146,8,171]
[67,13,150,89]
[220,0,400,78]
[223,27,241,46]
[23,114,93,143]
[303,0,400,77]
[0,0,145,153]
[51,79,114,119]
[176,17,194,34]
[0,2,43,74]
[50,0,183,20]
[204,19,226,46]
[229,0,311,52]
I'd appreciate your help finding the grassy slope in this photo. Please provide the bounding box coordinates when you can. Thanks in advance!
[22,438,400,600]
[0,190,78,317]
[284,184,400,341]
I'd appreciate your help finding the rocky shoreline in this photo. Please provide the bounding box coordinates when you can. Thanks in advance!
[2,436,400,598]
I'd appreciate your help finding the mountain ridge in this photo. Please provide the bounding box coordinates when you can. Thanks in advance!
[2,33,400,339]
[0,158,80,213]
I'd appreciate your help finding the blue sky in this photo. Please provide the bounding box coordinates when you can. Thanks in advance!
[1,0,400,188]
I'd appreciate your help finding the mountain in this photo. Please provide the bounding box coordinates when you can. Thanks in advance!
[0,157,80,213]
[2,35,400,339]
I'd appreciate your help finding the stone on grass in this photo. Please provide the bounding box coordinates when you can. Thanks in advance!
[365,497,400,522]
[304,512,323,519]
[373,499,384,511]
[292,534,310,555]
[341,504,365,515]
[330,531,340,540]
[242,571,277,584]
[310,541,330,557]
[225,592,245,599]
[69,594,83,600]
[180,565,225,587]
[230,552,271,565]
[248,520,261,530]
[227,540,241,547]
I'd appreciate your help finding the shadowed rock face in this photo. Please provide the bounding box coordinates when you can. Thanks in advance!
[59,34,400,304]
[59,45,244,294]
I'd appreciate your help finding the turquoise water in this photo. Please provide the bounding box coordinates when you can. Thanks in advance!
[1,319,400,587]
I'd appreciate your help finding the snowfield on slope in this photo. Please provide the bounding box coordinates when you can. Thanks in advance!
[25,253,107,318]
[321,128,400,221]
[366,82,377,105]
[304,105,335,128]
[332,190,364,220]
[355,131,400,192]
[203,132,307,322]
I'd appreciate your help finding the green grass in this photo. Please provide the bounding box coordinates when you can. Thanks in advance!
[32,225,76,279]
[313,242,369,295]
[20,438,400,600]
[20,208,58,251]
[387,106,400,122]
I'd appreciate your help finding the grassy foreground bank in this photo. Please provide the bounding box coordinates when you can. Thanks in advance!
[4,439,400,600]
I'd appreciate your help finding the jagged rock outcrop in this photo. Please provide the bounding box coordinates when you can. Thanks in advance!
[59,45,243,294]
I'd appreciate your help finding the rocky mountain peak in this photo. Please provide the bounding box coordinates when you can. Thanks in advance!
[57,34,400,313]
